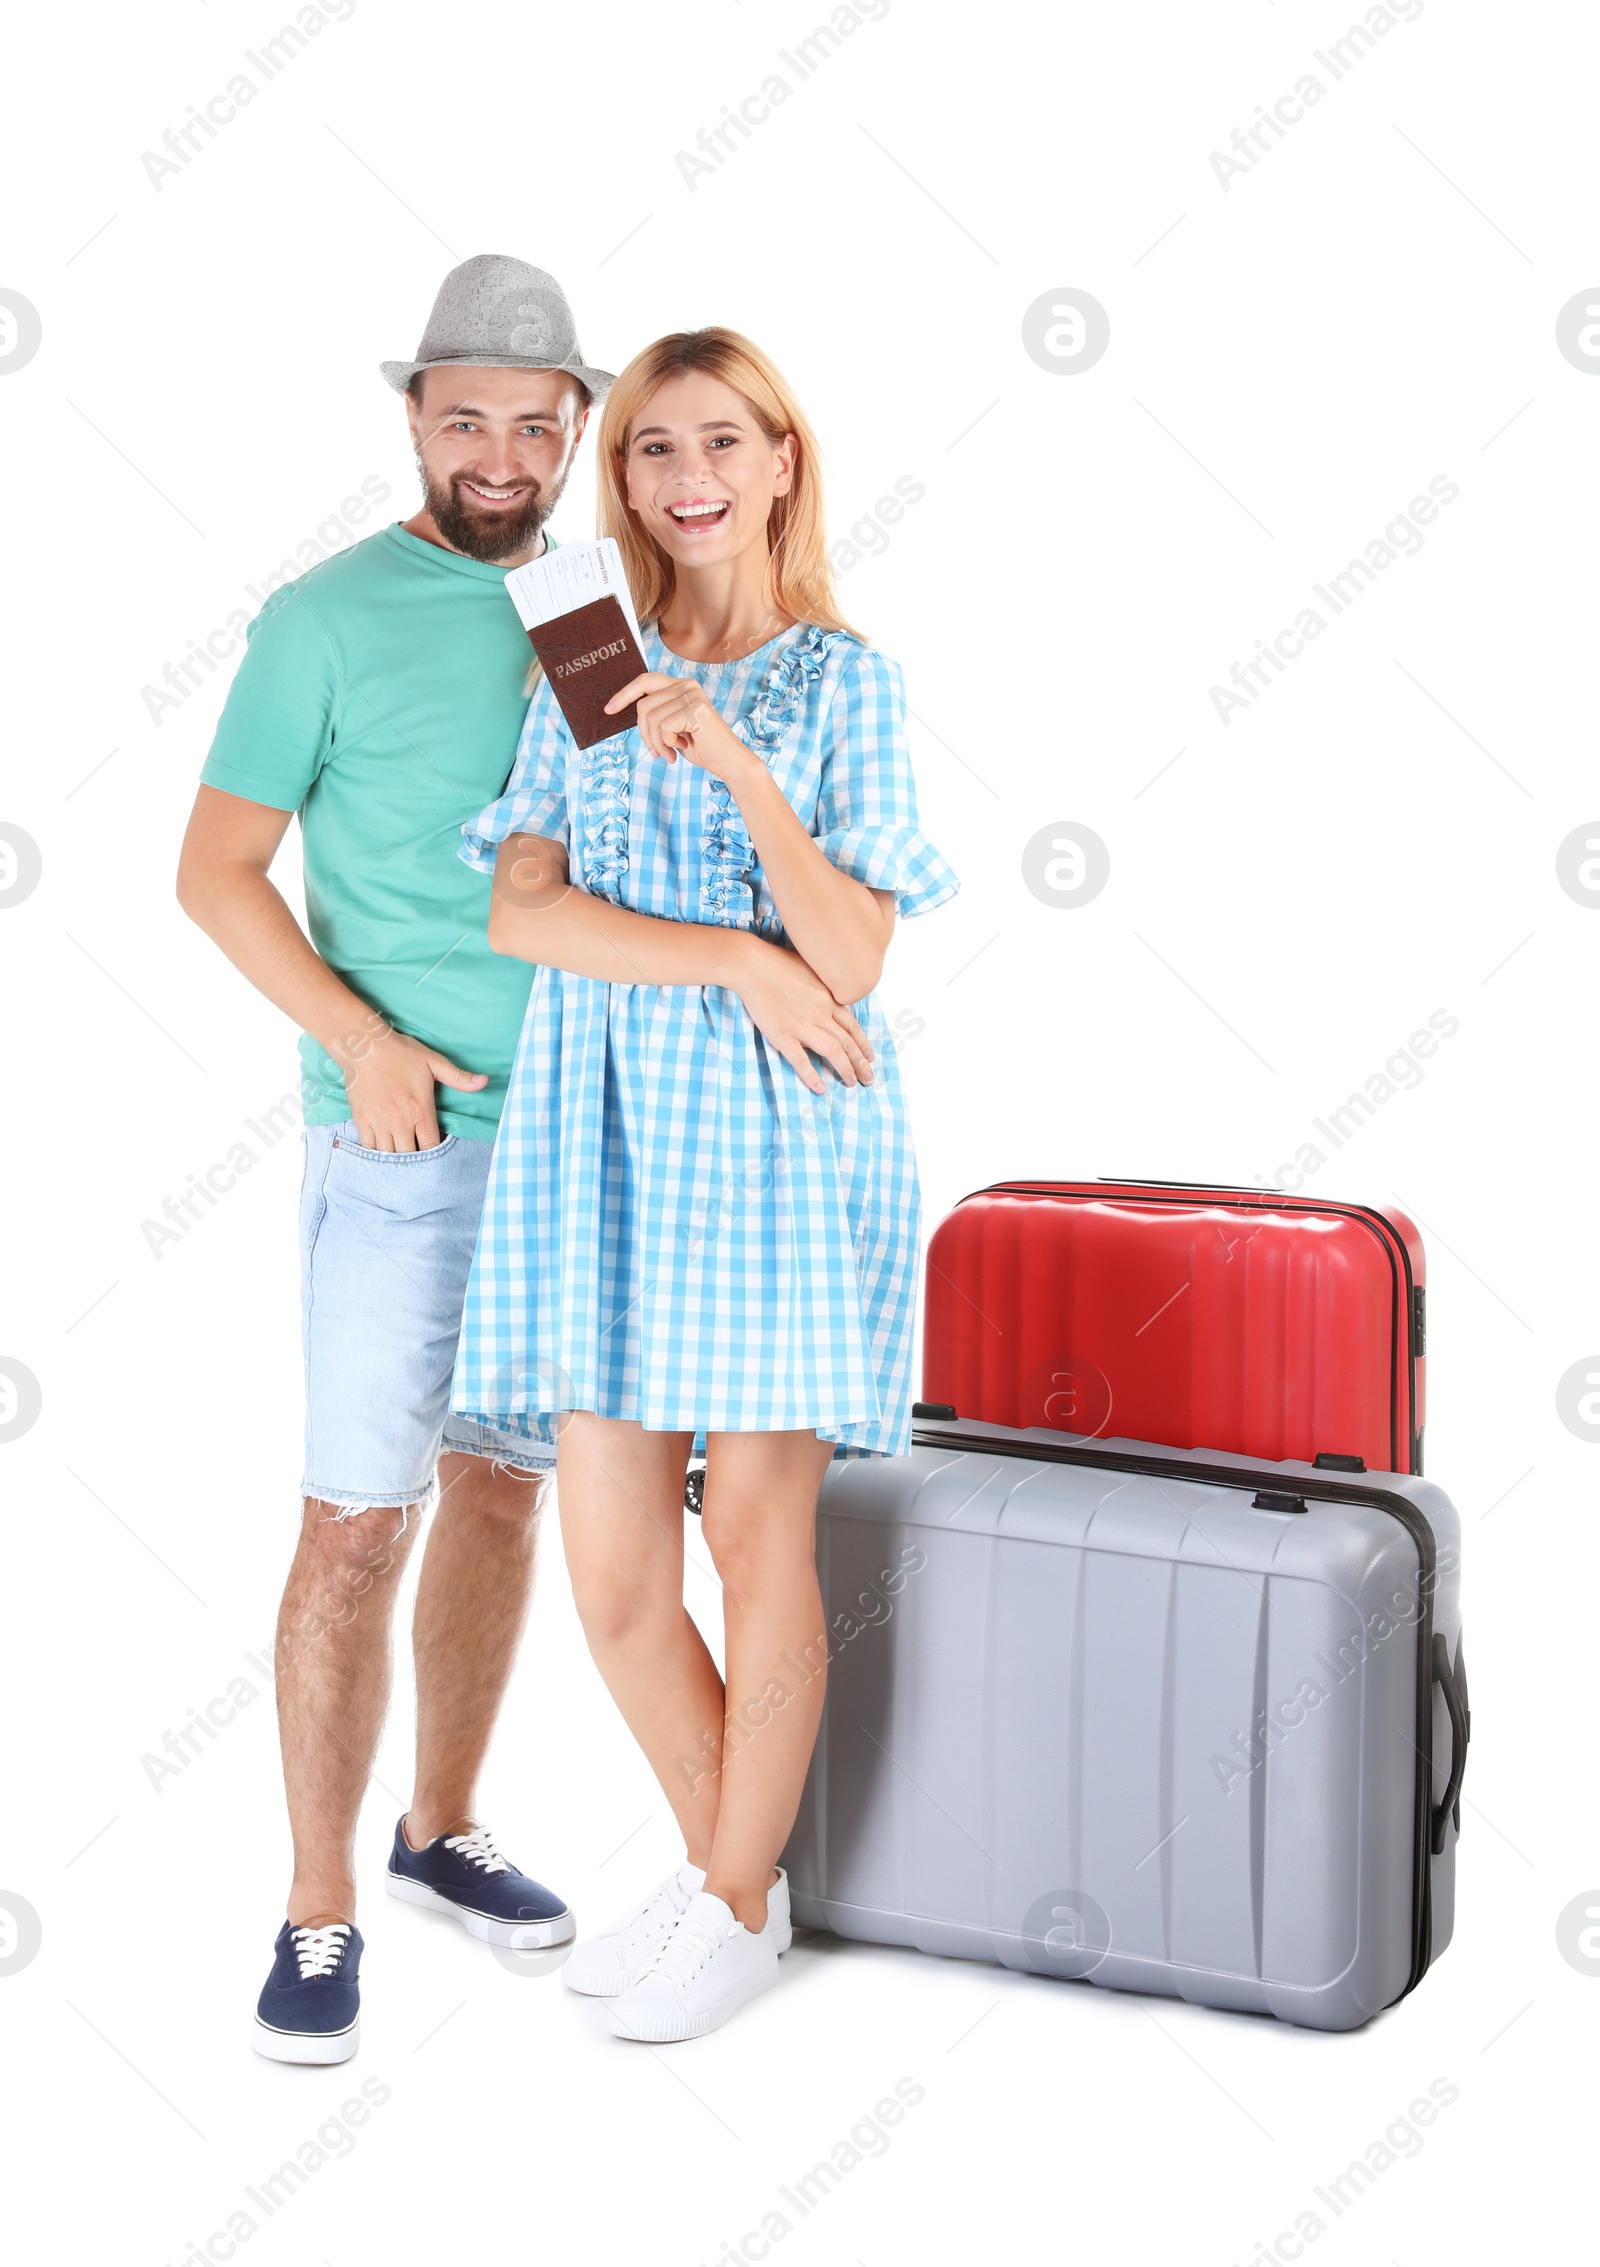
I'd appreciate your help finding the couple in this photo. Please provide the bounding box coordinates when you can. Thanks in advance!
[177,253,957,2061]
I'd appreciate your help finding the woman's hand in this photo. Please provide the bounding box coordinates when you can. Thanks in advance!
[605,670,754,783]
[729,933,876,1094]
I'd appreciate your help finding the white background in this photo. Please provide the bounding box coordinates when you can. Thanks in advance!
[0,0,1593,2260]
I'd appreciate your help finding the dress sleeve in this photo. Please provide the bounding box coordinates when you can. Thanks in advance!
[459,675,571,872]
[813,647,959,918]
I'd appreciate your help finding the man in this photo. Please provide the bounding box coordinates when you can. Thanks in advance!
[176,255,613,2063]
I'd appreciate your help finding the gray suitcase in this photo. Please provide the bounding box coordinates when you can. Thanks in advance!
[785,1417,1467,2031]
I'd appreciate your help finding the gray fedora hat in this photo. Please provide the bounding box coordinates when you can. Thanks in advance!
[380,253,614,399]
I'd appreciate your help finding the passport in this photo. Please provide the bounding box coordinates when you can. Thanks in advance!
[505,538,648,750]
[525,593,646,749]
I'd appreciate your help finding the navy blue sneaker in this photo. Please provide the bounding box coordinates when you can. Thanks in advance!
[253,1921,362,2064]
[386,1818,574,1950]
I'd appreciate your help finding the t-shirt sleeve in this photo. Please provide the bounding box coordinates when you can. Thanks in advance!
[199,583,341,813]
[814,647,960,918]
[459,674,570,873]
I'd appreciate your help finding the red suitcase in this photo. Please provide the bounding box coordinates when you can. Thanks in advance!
[922,1180,1426,1475]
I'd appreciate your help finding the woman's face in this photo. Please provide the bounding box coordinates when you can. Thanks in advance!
[624,371,795,573]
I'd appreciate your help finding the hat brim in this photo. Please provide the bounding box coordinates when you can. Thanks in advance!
[380,353,614,399]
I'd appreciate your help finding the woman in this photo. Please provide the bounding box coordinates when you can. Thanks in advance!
[451,328,957,2041]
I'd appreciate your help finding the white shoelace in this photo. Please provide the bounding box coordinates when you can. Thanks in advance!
[648,1907,735,1989]
[619,1870,694,1952]
[290,1923,351,1980]
[443,1824,511,1877]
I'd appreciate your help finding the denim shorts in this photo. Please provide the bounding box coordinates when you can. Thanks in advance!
[299,1122,554,1513]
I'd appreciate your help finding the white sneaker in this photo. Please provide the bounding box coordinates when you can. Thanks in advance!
[562,1863,707,1997]
[603,1886,786,2042]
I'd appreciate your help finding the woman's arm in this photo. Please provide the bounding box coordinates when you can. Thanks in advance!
[488,833,875,1093]
[489,831,744,985]
[606,674,894,1003]
[725,761,894,1005]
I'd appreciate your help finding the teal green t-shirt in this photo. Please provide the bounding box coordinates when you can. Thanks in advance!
[201,525,543,1139]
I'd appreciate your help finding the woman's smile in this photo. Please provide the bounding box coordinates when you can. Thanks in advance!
[665,495,732,532]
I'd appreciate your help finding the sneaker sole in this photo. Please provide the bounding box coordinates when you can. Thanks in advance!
[562,1957,632,1998]
[602,1962,780,2043]
[385,1870,576,1949]
[565,1917,792,1999]
[252,2016,359,2066]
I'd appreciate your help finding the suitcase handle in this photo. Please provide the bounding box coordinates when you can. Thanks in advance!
[1430,1632,1469,1856]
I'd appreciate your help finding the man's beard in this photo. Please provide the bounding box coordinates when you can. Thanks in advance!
[420,466,561,562]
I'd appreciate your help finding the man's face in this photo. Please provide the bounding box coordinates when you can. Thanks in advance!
[407,365,588,562]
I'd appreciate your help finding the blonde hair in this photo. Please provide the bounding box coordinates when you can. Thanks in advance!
[596,327,861,639]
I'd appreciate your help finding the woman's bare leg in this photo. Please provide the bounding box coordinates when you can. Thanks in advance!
[555,1413,725,1866]
[698,1429,835,1930]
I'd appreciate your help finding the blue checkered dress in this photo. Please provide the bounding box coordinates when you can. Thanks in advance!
[450,622,958,1457]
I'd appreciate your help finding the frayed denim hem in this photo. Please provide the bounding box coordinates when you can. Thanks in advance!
[304,1477,437,1532]
[449,1443,554,1479]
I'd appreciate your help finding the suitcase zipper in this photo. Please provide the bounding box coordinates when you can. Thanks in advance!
[909,1421,1462,2006]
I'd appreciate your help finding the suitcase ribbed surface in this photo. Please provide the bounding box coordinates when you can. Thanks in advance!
[924,1185,1425,1474]
[785,1429,1461,2031]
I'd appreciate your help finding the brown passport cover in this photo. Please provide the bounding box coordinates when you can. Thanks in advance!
[526,593,646,749]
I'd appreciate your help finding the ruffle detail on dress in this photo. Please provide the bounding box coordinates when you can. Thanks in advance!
[699,776,755,929]
[699,626,844,929]
[580,735,632,903]
[812,821,961,919]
